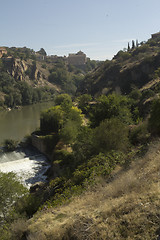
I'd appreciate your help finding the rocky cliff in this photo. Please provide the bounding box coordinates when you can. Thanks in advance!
[77,39,160,97]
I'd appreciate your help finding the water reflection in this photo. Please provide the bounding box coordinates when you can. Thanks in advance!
[0,101,54,144]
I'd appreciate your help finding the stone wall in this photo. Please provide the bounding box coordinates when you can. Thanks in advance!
[31,134,52,161]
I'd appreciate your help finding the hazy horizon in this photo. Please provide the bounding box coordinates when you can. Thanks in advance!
[1,0,160,60]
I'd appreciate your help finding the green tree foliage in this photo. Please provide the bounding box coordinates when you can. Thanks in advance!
[48,68,68,85]
[0,172,27,219]
[54,93,72,110]
[37,48,47,56]
[128,42,130,51]
[40,106,64,134]
[60,106,82,143]
[129,122,150,145]
[72,126,95,163]
[154,67,160,79]
[114,50,131,61]
[89,94,132,127]
[148,98,160,135]
[40,96,82,144]
[93,118,129,153]
[3,139,18,151]
[60,120,79,144]
[77,94,92,113]
[132,40,135,49]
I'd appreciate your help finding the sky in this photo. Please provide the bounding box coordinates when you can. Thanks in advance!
[1,0,160,60]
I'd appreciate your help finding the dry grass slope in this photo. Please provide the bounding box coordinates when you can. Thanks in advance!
[23,140,160,240]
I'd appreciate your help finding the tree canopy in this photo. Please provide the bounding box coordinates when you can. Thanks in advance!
[0,172,27,219]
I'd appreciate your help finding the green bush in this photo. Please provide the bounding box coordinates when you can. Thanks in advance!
[0,172,27,219]
[40,106,64,134]
[54,93,72,110]
[89,94,132,127]
[41,134,59,154]
[129,122,150,145]
[93,118,129,153]
[3,139,18,151]
[60,120,79,144]
[148,99,160,135]
[53,150,74,167]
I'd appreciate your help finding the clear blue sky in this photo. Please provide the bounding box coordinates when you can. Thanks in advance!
[1,0,160,60]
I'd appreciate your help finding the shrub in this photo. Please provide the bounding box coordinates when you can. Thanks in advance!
[60,120,79,144]
[129,122,150,145]
[54,93,72,110]
[41,134,59,154]
[0,172,27,219]
[40,106,64,134]
[93,118,129,153]
[148,98,160,135]
[89,94,132,127]
[3,139,18,151]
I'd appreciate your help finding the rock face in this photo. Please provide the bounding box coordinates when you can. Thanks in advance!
[2,57,51,86]
[77,50,160,96]
[11,59,28,81]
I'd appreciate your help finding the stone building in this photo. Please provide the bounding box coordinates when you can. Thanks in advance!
[0,47,7,58]
[68,51,87,66]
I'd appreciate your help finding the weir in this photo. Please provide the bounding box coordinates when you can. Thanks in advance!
[0,148,50,188]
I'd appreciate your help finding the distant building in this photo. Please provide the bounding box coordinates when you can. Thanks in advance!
[68,51,87,66]
[35,53,45,61]
[0,47,7,58]
[151,32,160,39]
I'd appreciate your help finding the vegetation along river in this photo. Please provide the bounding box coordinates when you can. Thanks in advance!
[0,101,55,186]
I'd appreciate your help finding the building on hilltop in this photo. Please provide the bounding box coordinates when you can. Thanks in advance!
[35,53,45,61]
[68,51,87,66]
[0,47,7,58]
[151,32,160,39]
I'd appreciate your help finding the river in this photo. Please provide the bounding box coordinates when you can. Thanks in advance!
[0,101,55,187]
[0,101,55,145]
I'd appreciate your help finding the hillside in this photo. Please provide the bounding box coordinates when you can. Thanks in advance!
[1,39,160,240]
[0,47,100,108]
[8,139,160,239]
[77,37,160,97]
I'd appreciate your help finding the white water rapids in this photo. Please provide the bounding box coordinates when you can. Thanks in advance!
[0,148,50,188]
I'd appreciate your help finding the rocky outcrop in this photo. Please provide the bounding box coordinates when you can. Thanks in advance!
[77,50,160,96]
[11,59,28,81]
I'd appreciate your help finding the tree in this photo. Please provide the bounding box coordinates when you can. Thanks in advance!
[37,48,47,56]
[89,94,132,127]
[128,42,130,51]
[77,94,92,113]
[40,106,64,134]
[0,172,27,219]
[132,40,135,49]
[93,118,129,153]
[54,94,72,110]
[148,99,160,135]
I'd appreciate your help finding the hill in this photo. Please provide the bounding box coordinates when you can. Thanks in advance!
[7,139,160,240]
[77,37,160,97]
[0,47,101,108]
[1,38,160,240]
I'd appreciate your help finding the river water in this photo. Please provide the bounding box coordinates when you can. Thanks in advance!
[0,101,55,187]
[0,101,55,145]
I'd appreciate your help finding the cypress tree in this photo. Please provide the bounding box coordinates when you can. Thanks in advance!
[132,40,135,49]
[128,42,130,51]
